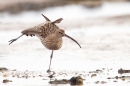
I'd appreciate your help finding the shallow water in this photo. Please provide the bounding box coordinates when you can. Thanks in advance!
[0,2,130,86]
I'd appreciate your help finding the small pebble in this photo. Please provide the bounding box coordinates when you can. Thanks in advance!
[3,79,12,83]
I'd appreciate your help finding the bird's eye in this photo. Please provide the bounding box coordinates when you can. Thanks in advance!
[59,32,62,34]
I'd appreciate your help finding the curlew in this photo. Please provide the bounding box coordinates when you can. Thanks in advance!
[9,14,81,73]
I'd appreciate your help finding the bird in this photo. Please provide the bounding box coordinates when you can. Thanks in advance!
[9,14,81,73]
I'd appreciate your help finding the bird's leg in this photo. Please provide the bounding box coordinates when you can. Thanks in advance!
[47,50,54,74]
[9,34,24,45]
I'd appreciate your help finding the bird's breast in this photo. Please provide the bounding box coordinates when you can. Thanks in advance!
[41,38,63,50]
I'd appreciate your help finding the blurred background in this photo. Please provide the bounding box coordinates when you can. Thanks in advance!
[0,0,130,71]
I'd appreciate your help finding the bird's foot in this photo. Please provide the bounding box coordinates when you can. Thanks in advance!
[9,39,17,45]
[47,71,56,79]
[47,69,51,74]
[48,75,54,79]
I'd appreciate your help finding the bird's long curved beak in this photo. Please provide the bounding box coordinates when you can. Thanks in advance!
[64,34,81,48]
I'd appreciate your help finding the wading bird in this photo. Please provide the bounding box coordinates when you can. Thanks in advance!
[9,14,81,73]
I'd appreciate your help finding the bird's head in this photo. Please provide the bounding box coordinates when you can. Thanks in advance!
[55,29,65,38]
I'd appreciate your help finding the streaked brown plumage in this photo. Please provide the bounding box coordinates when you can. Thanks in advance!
[9,14,81,73]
